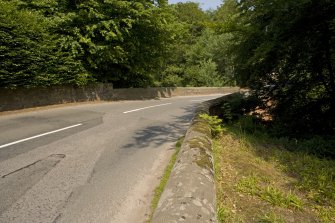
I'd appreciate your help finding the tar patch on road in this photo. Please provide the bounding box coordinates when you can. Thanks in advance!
[0,154,65,214]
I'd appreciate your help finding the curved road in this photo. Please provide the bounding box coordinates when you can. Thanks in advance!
[0,95,224,223]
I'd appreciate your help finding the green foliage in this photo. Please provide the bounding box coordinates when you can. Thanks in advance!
[257,212,285,223]
[228,116,335,209]
[278,136,335,158]
[0,0,89,88]
[158,3,236,87]
[159,26,236,87]
[159,65,184,87]
[261,187,303,209]
[172,2,209,39]
[217,95,335,220]
[184,59,224,87]
[226,95,335,159]
[185,29,236,86]
[199,113,224,138]
[0,0,177,89]
[1,0,240,89]
[217,206,233,222]
[219,94,260,123]
[215,0,335,136]
[57,0,175,88]
[237,175,303,209]
[220,103,233,123]
[214,124,331,222]
[285,153,335,204]
[214,101,335,222]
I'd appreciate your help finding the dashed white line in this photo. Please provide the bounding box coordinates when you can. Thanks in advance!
[123,103,172,114]
[0,123,83,149]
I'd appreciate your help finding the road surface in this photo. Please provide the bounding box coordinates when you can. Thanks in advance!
[0,95,223,223]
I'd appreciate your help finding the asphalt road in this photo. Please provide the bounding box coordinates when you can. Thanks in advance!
[0,95,224,223]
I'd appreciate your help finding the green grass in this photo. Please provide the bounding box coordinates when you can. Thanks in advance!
[210,114,335,222]
[146,137,184,222]
[260,187,303,209]
[236,175,303,209]
[257,211,285,223]
[199,113,224,138]
[231,120,335,207]
[217,206,232,222]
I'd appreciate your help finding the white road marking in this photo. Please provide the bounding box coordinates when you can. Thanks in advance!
[123,103,172,114]
[0,124,83,149]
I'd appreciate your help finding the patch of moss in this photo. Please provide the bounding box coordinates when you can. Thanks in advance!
[195,148,212,170]
[192,119,211,137]
[189,138,213,170]
[189,138,211,150]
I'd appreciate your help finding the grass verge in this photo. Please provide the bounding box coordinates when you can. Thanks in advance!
[212,117,335,223]
[146,137,184,222]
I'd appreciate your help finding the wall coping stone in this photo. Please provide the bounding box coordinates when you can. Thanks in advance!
[152,93,242,223]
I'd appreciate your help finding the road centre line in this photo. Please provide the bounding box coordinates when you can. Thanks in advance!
[123,103,172,114]
[0,123,83,149]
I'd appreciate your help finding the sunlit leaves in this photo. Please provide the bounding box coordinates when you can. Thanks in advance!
[0,0,89,88]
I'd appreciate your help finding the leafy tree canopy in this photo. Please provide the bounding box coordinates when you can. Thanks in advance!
[217,0,335,136]
[0,0,89,88]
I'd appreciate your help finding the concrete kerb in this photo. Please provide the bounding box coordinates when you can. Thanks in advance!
[152,94,240,223]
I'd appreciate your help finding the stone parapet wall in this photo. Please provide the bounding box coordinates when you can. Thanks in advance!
[0,85,240,112]
[152,93,242,223]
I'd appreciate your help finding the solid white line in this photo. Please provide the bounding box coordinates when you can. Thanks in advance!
[0,123,83,149]
[123,103,172,114]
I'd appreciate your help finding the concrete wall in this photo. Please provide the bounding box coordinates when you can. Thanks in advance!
[0,85,240,112]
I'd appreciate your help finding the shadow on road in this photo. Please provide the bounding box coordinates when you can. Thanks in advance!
[122,105,196,150]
